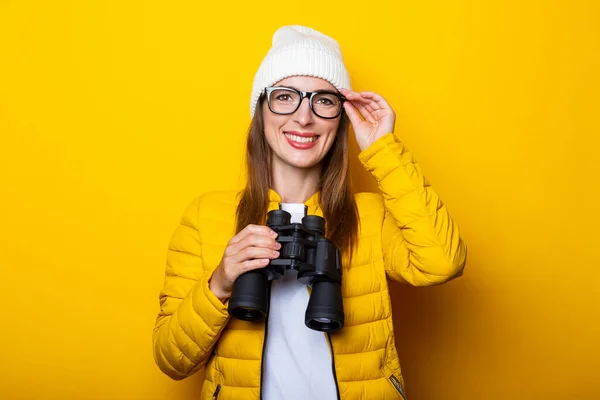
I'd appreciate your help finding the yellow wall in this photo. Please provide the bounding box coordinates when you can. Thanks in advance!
[1,1,598,399]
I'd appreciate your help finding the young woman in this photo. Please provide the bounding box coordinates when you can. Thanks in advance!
[153,25,467,400]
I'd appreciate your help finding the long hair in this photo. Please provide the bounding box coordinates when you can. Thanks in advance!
[235,96,359,262]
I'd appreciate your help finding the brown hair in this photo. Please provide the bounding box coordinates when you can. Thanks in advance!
[235,96,359,261]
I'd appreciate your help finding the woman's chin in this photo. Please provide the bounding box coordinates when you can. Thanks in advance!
[283,156,321,169]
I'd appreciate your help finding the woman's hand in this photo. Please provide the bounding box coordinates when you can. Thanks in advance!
[209,224,281,303]
[341,89,396,151]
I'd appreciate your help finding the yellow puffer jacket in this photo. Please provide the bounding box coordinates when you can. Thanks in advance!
[153,133,467,399]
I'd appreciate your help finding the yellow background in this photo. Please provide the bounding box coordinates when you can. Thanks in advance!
[1,0,598,399]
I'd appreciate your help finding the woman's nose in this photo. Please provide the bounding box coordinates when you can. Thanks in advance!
[293,97,314,125]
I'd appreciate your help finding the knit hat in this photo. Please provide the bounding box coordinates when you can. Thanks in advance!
[250,25,351,118]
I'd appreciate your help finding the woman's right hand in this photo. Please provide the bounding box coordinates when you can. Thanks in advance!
[209,224,281,303]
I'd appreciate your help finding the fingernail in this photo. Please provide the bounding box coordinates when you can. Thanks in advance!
[275,242,281,249]
[270,230,278,237]
[273,250,280,257]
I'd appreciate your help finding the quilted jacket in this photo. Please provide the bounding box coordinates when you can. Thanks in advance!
[153,133,467,399]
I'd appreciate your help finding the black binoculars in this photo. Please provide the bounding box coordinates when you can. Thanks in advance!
[227,209,344,332]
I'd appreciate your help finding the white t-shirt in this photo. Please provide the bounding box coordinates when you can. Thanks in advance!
[262,203,338,400]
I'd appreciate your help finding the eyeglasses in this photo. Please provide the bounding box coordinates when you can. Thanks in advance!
[264,86,346,119]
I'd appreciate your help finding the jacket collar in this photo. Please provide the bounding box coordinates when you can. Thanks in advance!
[268,188,322,216]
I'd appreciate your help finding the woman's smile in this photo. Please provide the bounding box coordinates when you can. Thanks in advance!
[283,131,320,149]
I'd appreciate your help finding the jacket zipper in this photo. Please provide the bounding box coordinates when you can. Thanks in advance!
[213,384,221,399]
[326,333,341,400]
[259,282,272,400]
[389,374,407,400]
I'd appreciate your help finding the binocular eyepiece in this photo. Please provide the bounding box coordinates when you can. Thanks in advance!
[227,209,344,332]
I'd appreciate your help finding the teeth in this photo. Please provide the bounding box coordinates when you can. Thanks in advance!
[285,133,317,143]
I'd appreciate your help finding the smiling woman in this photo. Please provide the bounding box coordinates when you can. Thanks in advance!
[152,25,467,400]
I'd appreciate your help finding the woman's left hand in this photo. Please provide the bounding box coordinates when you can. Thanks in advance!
[341,89,396,151]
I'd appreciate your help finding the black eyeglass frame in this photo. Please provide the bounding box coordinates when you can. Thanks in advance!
[264,86,347,119]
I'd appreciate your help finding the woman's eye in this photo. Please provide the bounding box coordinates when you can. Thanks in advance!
[276,95,292,101]
[316,98,334,105]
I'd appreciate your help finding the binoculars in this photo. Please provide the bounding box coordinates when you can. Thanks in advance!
[227,209,344,332]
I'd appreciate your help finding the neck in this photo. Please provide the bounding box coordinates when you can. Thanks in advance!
[270,159,321,204]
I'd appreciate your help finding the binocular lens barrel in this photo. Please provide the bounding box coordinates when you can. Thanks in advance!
[228,271,269,321]
[301,215,326,236]
[266,209,291,227]
[305,280,344,332]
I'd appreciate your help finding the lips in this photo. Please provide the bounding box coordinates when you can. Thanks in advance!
[283,131,319,150]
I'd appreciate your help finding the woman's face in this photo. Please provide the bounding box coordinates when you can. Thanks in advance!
[262,76,341,170]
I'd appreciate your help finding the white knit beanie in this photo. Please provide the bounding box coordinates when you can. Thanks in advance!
[250,25,352,118]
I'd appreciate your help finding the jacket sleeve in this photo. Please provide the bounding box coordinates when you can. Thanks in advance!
[152,196,230,380]
[358,133,467,286]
